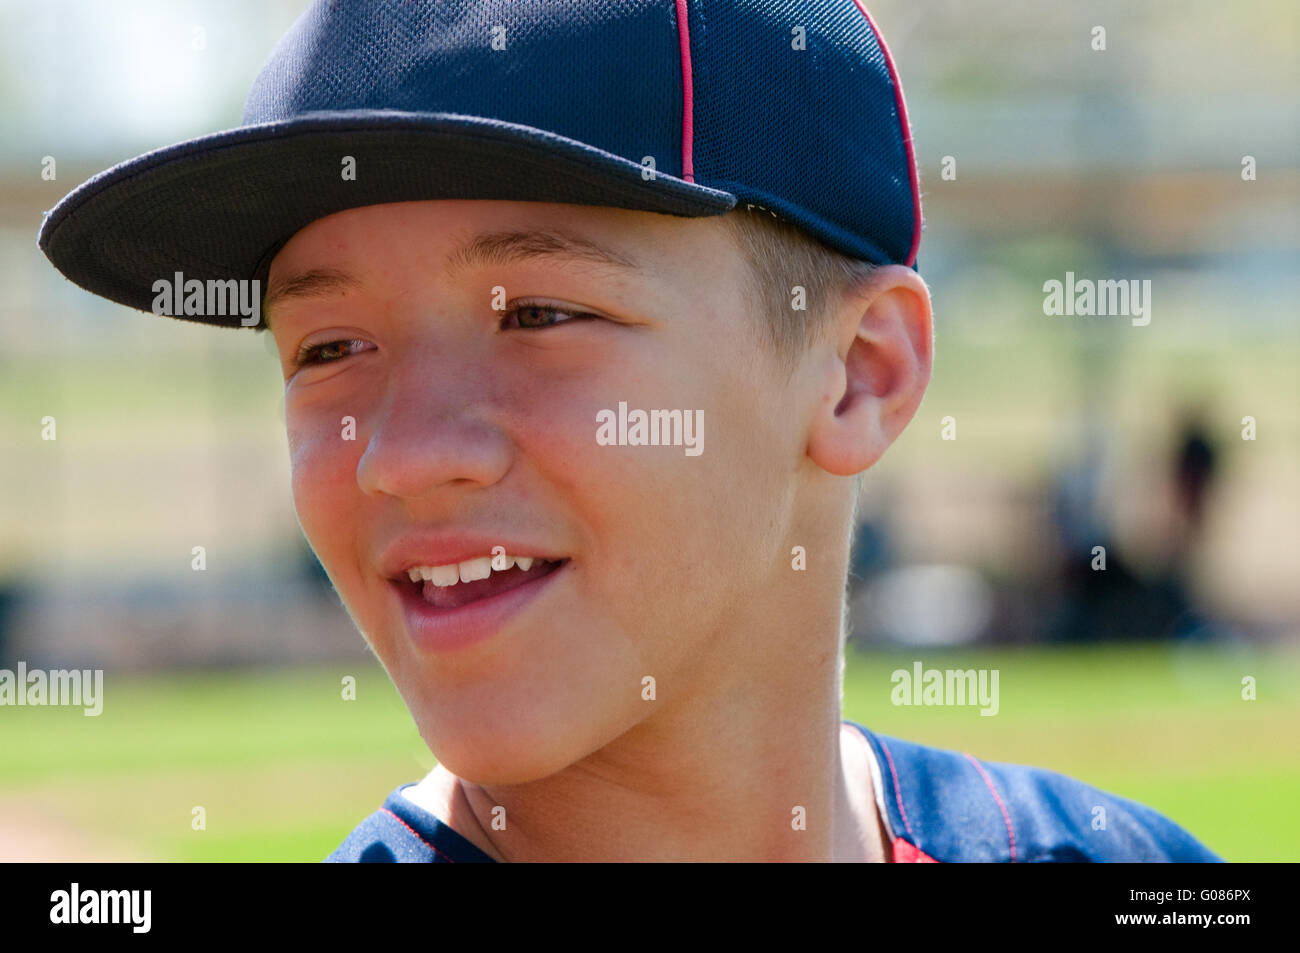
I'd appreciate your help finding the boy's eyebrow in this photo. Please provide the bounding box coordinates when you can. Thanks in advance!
[263,228,641,327]
[263,267,361,327]
[443,227,641,277]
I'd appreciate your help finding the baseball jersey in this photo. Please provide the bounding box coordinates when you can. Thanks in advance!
[323,720,1223,862]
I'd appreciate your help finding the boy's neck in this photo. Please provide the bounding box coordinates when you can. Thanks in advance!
[422,696,888,861]
[426,722,883,863]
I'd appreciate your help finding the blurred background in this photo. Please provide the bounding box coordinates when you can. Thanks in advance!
[1,0,1296,861]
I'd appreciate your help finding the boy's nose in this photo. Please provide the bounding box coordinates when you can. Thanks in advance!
[355,358,513,502]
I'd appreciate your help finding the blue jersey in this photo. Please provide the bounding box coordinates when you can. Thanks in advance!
[324,721,1222,862]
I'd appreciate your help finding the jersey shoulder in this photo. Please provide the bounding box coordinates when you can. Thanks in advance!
[849,723,1223,863]
[324,786,495,863]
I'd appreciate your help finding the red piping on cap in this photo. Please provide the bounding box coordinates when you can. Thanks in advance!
[674,0,696,183]
[853,2,922,267]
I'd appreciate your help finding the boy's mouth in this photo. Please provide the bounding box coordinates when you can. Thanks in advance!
[395,556,568,609]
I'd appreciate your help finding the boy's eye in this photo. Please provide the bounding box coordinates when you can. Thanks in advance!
[292,338,373,368]
[501,302,597,331]
[291,302,598,367]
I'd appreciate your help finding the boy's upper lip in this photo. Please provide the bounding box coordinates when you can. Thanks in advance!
[378,531,568,580]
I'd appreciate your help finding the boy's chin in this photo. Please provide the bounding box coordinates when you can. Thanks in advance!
[425,745,578,788]
[415,716,593,787]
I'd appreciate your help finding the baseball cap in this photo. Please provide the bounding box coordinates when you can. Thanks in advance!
[37,0,922,330]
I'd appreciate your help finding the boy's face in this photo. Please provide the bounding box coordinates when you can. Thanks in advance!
[266,200,836,784]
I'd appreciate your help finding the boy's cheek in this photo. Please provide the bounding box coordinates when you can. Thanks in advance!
[286,425,365,564]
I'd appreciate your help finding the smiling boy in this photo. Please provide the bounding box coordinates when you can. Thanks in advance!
[38,0,1221,863]
[263,196,911,862]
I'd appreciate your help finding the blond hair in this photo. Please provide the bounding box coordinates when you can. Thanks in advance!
[719,205,880,363]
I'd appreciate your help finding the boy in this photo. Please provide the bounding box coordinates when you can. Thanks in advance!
[38,0,1220,862]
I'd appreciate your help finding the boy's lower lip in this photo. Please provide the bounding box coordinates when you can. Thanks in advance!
[390,559,569,653]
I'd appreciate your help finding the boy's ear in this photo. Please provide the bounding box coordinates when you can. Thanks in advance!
[806,265,933,477]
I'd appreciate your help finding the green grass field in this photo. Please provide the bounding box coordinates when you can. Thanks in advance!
[0,642,1295,862]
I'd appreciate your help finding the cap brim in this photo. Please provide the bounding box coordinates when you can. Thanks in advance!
[37,110,737,328]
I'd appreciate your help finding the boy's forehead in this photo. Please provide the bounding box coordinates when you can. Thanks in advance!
[266,199,738,304]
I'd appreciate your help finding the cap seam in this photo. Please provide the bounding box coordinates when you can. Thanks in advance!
[851,1,922,267]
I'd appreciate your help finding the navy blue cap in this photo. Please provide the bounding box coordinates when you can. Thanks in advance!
[38,0,922,329]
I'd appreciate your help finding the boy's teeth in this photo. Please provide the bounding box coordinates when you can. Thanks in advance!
[406,555,547,588]
[458,557,492,583]
[431,564,460,587]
